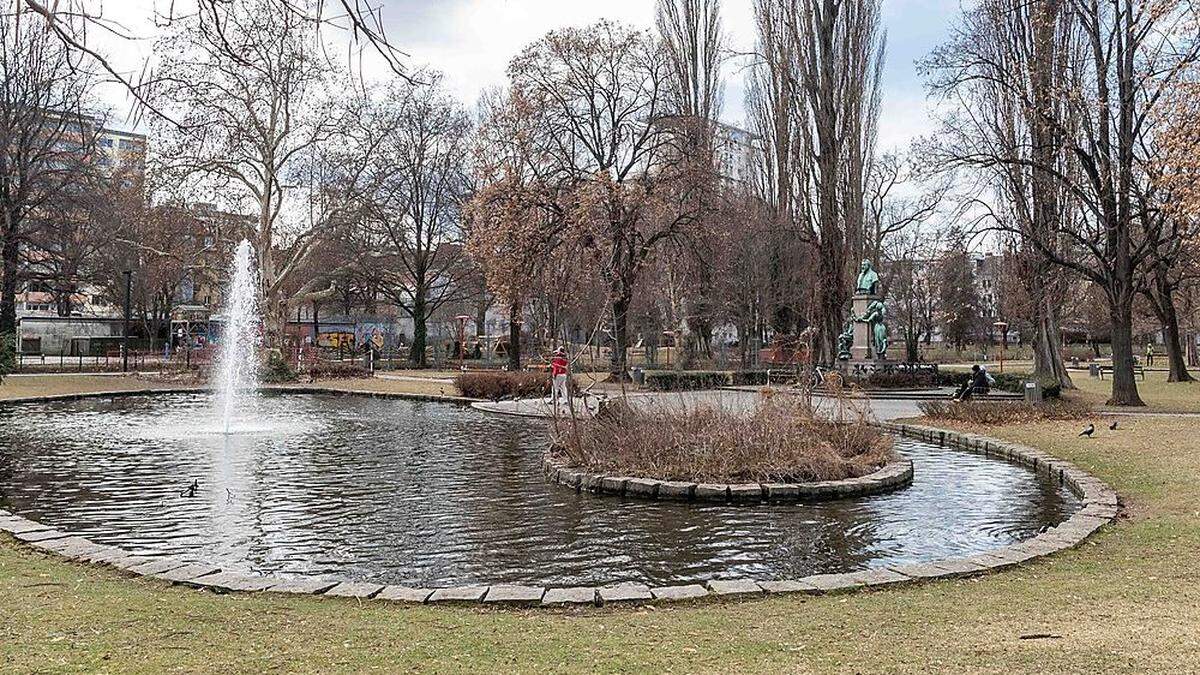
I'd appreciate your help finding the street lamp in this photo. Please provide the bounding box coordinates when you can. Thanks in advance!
[122,270,132,373]
[993,320,1009,373]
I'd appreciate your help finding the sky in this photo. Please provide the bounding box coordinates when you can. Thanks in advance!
[375,0,962,151]
[98,0,962,151]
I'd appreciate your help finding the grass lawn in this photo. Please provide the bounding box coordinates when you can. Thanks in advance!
[942,363,1200,414]
[1066,371,1200,414]
[2,382,1200,671]
[0,374,190,401]
[0,373,469,401]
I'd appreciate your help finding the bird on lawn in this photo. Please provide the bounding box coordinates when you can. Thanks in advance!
[1109,420,1119,431]
[1079,424,1095,438]
[181,479,199,498]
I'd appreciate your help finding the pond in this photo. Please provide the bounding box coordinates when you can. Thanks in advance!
[0,392,1078,587]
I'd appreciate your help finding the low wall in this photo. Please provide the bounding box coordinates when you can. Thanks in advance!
[542,452,914,503]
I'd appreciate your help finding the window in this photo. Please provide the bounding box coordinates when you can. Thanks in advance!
[98,138,113,148]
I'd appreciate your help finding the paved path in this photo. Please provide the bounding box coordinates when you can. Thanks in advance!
[374,373,456,385]
[471,389,922,422]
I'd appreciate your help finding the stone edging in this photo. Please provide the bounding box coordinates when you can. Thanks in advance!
[0,390,1119,607]
[541,451,914,503]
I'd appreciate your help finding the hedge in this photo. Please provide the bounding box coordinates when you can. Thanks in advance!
[935,370,1062,399]
[641,370,771,391]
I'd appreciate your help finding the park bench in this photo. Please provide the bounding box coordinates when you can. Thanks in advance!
[1097,364,1145,381]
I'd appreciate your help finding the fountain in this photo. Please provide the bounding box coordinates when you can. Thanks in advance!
[0,242,1087,591]
[214,239,261,434]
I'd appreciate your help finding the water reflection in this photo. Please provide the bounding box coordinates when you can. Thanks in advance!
[0,393,1078,586]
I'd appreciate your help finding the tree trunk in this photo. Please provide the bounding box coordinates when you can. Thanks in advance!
[676,314,696,371]
[507,301,521,371]
[0,217,19,336]
[1147,276,1193,382]
[1107,294,1145,406]
[1162,307,1191,383]
[816,247,844,365]
[409,293,427,367]
[609,294,631,378]
[1031,292,1074,389]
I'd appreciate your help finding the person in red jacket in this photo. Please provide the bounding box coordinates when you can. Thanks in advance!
[550,347,570,408]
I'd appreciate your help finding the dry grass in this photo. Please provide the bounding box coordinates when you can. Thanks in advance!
[454,371,552,400]
[0,374,464,401]
[918,399,1093,425]
[553,397,893,483]
[0,374,188,400]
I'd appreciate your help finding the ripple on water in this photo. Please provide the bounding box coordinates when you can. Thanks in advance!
[0,392,1079,586]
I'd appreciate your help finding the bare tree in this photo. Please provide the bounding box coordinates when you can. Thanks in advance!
[747,0,801,335]
[748,0,885,361]
[95,183,233,347]
[656,0,725,369]
[507,20,707,377]
[0,5,99,339]
[864,152,947,265]
[882,224,942,362]
[927,0,1200,405]
[18,0,413,124]
[151,0,342,345]
[466,88,563,371]
[357,75,474,367]
[923,0,1080,390]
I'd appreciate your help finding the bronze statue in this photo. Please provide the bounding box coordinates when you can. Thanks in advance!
[860,299,888,359]
[855,259,880,296]
[837,319,854,360]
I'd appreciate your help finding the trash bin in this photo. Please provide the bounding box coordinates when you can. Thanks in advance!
[1088,363,1100,378]
[1024,381,1043,404]
[631,367,645,386]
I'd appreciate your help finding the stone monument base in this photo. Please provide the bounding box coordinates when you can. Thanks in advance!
[835,358,897,378]
[849,291,886,362]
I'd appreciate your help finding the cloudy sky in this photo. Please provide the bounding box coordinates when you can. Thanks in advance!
[101,0,961,151]
[376,0,959,150]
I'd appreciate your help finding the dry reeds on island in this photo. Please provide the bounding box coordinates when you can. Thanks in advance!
[551,397,894,484]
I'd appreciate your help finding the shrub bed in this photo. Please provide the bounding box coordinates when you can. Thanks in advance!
[864,370,937,389]
[552,397,893,484]
[304,362,370,380]
[933,370,1062,399]
[917,399,1091,425]
[641,369,771,391]
[455,371,552,400]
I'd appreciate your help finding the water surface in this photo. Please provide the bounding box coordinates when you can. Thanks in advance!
[0,392,1078,586]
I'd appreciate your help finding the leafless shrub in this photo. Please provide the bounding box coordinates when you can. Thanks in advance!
[455,371,550,400]
[917,399,1092,425]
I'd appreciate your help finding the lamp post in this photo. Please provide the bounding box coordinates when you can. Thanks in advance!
[122,270,132,373]
[993,320,1009,373]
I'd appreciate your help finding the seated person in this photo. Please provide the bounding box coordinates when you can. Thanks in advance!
[955,365,991,400]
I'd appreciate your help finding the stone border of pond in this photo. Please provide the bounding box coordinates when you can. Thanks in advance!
[0,390,1119,608]
[541,450,914,503]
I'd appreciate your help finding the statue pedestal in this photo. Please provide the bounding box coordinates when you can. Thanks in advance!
[851,293,880,362]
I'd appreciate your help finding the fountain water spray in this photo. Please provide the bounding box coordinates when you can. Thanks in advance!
[214,239,261,434]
